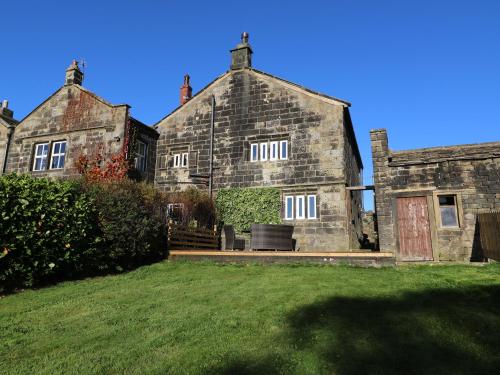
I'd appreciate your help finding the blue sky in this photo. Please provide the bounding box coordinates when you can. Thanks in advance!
[3,0,500,209]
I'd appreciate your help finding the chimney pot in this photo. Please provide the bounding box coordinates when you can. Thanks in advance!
[2,100,8,109]
[180,74,193,105]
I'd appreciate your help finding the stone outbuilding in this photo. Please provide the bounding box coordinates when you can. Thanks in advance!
[2,61,158,182]
[371,128,500,261]
[154,33,364,251]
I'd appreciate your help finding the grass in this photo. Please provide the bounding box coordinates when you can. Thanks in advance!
[1,261,500,375]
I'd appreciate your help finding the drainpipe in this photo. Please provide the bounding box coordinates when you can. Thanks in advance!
[208,95,215,198]
[2,124,15,174]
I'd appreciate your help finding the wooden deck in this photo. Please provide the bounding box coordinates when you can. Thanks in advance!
[168,250,395,266]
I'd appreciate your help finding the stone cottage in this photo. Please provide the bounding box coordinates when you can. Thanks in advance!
[2,61,158,182]
[154,33,364,251]
[371,129,500,261]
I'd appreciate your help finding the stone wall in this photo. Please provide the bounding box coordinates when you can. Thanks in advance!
[132,118,158,183]
[6,85,129,177]
[4,85,157,181]
[0,123,8,173]
[155,68,363,251]
[370,129,500,261]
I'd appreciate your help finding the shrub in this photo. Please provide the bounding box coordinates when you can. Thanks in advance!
[0,174,168,293]
[166,187,216,229]
[80,180,168,271]
[215,187,281,232]
[0,174,98,290]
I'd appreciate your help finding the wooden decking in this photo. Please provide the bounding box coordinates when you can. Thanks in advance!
[168,250,395,266]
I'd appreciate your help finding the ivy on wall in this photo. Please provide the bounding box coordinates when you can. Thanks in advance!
[215,187,281,232]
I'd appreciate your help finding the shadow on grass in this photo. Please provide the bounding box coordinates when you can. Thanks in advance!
[208,285,500,375]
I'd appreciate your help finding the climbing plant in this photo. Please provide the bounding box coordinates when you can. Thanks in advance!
[215,187,281,232]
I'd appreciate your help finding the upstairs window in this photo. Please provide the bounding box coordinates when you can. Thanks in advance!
[270,141,279,161]
[280,140,288,160]
[438,195,459,227]
[135,141,147,172]
[173,154,181,168]
[172,153,189,168]
[250,139,289,162]
[50,141,67,170]
[33,143,49,171]
[182,153,189,167]
[260,142,268,161]
[250,144,259,162]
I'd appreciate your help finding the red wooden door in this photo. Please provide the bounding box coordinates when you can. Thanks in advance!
[396,197,433,261]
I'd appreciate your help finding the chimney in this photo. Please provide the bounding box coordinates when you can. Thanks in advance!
[65,59,84,86]
[180,74,192,105]
[230,32,253,70]
[0,100,14,119]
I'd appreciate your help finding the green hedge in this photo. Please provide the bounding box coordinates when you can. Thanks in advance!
[0,174,167,292]
[215,187,281,232]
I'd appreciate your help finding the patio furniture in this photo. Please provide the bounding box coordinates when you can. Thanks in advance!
[223,225,245,250]
[250,224,294,250]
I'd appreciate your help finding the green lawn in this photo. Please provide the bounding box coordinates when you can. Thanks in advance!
[1,261,500,375]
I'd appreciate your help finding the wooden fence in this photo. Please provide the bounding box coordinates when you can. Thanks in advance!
[167,221,219,250]
[478,212,500,261]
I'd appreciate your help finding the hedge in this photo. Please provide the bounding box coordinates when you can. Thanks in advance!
[0,174,167,292]
[215,187,281,232]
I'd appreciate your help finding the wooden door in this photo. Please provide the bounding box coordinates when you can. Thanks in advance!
[396,197,433,261]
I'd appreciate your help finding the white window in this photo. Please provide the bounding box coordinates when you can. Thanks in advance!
[280,140,288,160]
[33,143,49,171]
[296,195,305,220]
[285,196,294,220]
[135,141,147,172]
[250,143,259,162]
[50,141,66,170]
[260,142,268,161]
[173,154,180,168]
[270,141,279,161]
[307,195,317,219]
[181,153,189,168]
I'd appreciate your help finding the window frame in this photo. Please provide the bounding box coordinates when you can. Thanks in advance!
[250,143,259,162]
[173,154,181,168]
[432,191,463,230]
[260,142,268,161]
[33,142,50,171]
[437,194,460,228]
[280,140,288,160]
[284,195,294,220]
[270,141,279,161]
[307,195,317,219]
[50,140,67,170]
[295,195,305,220]
[181,152,189,168]
[135,140,148,172]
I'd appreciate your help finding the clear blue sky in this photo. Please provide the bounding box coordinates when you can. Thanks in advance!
[3,0,500,209]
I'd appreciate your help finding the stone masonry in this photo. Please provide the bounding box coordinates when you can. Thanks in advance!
[0,100,18,174]
[155,34,364,251]
[3,61,157,182]
[371,129,500,261]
